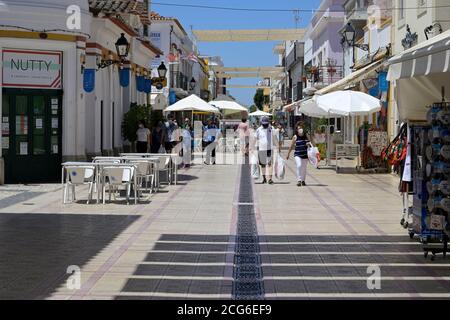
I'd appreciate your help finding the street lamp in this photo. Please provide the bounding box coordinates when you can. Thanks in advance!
[97,33,130,69]
[342,23,369,64]
[189,77,196,91]
[152,62,168,90]
[343,22,356,47]
[157,61,167,78]
[115,33,130,60]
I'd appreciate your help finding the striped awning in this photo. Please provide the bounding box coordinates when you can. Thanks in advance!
[314,59,385,95]
[387,29,450,81]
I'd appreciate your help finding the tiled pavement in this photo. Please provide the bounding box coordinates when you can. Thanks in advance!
[0,152,449,299]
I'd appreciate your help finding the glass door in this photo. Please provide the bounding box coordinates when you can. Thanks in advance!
[3,89,62,183]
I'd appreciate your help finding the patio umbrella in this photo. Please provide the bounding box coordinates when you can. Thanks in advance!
[249,110,272,117]
[314,90,381,116]
[209,100,248,114]
[298,98,340,118]
[164,94,220,113]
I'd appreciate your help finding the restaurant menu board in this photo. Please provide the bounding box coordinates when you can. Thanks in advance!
[367,131,388,156]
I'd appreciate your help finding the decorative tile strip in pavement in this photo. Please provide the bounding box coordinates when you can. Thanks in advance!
[232,161,265,300]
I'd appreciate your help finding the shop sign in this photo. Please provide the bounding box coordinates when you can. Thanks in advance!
[136,76,145,92]
[2,49,62,89]
[143,79,152,94]
[150,32,163,69]
[83,69,95,93]
[378,72,389,92]
[119,68,130,87]
[169,90,177,105]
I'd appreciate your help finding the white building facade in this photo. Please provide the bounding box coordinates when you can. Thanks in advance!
[0,0,160,183]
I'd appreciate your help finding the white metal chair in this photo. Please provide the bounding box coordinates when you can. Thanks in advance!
[102,166,135,204]
[155,155,171,186]
[63,166,95,204]
[127,160,156,196]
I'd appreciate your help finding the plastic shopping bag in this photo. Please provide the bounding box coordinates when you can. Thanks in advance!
[308,147,320,168]
[251,163,260,180]
[250,152,260,179]
[158,145,166,154]
[274,155,286,180]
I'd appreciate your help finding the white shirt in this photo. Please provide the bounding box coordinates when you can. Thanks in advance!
[136,127,150,142]
[255,126,277,151]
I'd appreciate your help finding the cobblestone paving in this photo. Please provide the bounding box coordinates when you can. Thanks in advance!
[0,152,449,299]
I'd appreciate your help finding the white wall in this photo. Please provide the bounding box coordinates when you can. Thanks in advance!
[0,0,91,35]
[394,0,450,55]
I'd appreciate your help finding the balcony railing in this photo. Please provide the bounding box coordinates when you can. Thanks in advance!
[170,71,189,91]
[308,66,344,86]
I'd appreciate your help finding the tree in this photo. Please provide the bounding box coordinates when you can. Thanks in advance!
[249,105,257,113]
[253,89,269,110]
[122,103,151,144]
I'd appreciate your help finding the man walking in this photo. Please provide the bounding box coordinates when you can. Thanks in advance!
[203,119,219,165]
[255,116,278,184]
[164,114,178,153]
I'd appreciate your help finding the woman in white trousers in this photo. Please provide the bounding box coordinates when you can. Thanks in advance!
[287,122,312,187]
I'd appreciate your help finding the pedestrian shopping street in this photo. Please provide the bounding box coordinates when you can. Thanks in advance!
[1,152,449,300]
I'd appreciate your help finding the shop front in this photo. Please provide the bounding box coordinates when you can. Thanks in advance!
[386,29,450,258]
[2,48,64,183]
[0,34,84,184]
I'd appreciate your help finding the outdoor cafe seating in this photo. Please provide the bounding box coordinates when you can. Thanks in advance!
[61,153,179,205]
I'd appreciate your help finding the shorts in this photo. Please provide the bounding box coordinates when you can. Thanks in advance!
[258,150,273,166]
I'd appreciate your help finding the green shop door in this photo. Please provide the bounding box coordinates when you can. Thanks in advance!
[2,89,62,183]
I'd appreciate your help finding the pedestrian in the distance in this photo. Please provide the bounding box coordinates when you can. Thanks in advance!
[181,118,193,167]
[136,120,151,153]
[255,116,278,184]
[151,121,164,153]
[287,122,312,187]
[236,117,250,155]
[203,119,219,165]
[164,114,178,153]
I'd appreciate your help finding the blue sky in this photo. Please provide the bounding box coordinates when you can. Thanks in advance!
[152,0,322,106]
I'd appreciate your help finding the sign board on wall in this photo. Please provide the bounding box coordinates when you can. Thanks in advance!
[367,131,388,156]
[150,32,163,69]
[2,49,62,89]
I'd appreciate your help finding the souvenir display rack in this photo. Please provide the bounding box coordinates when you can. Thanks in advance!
[409,101,450,260]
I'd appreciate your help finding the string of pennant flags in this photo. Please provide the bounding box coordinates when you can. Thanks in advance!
[167,51,199,63]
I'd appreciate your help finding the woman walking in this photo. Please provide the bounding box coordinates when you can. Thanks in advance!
[136,120,151,153]
[287,122,312,186]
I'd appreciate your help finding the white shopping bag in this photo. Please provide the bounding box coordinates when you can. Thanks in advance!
[251,163,260,180]
[250,152,260,179]
[308,146,320,168]
[275,155,286,180]
[158,145,166,154]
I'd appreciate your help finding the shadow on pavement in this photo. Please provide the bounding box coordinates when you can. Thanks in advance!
[0,212,139,299]
[115,234,450,300]
[177,174,199,182]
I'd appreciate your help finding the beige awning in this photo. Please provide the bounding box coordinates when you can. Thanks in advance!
[192,29,306,42]
[315,59,386,95]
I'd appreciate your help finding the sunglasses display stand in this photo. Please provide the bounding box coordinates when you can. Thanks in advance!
[410,101,450,260]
